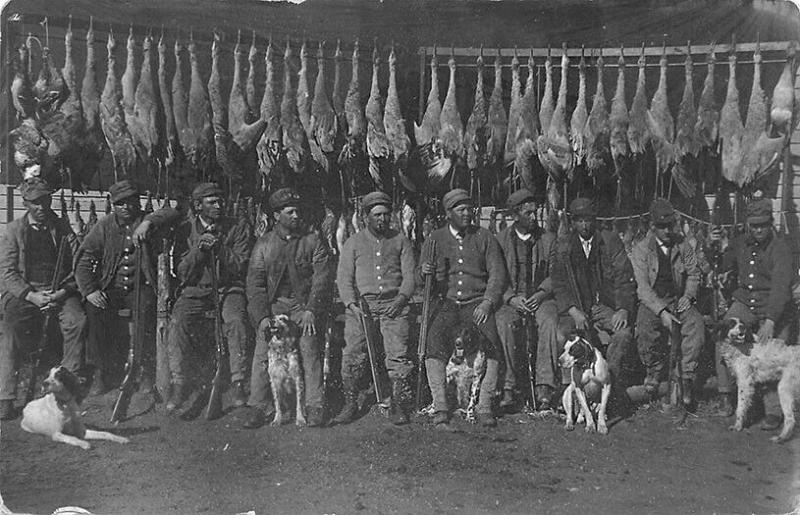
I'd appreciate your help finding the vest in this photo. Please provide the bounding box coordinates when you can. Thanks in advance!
[26,228,57,287]
[514,234,534,297]
[572,246,599,309]
[653,246,676,299]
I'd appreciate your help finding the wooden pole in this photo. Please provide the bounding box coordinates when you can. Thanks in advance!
[418,48,426,124]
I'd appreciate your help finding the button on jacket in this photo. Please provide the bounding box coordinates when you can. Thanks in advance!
[336,228,415,307]
[495,224,554,303]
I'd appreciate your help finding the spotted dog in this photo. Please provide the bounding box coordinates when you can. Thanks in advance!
[20,367,129,449]
[720,317,800,443]
[445,324,487,423]
[559,335,612,435]
[265,314,307,427]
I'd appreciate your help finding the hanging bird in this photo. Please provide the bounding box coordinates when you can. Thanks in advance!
[646,44,676,193]
[584,50,610,177]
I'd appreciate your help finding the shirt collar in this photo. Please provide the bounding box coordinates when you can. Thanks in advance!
[514,228,532,242]
[275,224,297,241]
[26,212,50,230]
[579,235,593,246]
[449,224,465,239]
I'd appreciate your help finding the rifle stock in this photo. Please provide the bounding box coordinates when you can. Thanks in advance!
[111,245,144,423]
[415,239,436,410]
[204,248,228,421]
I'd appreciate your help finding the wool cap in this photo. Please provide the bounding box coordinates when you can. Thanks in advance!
[109,180,139,203]
[649,198,675,225]
[269,188,301,211]
[569,197,597,218]
[442,188,472,211]
[18,178,53,202]
[192,182,224,201]
[506,188,536,211]
[362,191,392,213]
[746,198,773,224]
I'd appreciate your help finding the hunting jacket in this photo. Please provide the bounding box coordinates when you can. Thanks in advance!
[496,224,555,304]
[0,210,80,300]
[630,231,700,316]
[551,229,636,316]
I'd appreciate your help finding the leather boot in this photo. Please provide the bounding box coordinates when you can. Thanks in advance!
[89,368,107,397]
[716,392,735,417]
[426,358,451,429]
[332,377,359,425]
[389,377,411,426]
[535,385,554,411]
[681,379,693,407]
[230,380,247,407]
[0,400,16,421]
[166,383,189,414]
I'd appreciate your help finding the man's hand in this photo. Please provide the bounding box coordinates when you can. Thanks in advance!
[384,295,408,319]
[300,310,316,336]
[611,309,629,332]
[660,309,680,330]
[568,306,588,331]
[525,290,549,312]
[676,296,692,313]
[509,295,533,315]
[198,233,219,251]
[421,262,435,276]
[25,290,52,308]
[757,318,775,342]
[131,220,152,247]
[473,299,492,326]
[42,288,69,311]
[86,290,108,309]
[347,302,364,318]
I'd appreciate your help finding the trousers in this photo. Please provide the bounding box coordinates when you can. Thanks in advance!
[636,303,705,381]
[0,293,86,401]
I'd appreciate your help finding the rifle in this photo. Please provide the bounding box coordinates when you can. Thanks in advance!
[524,315,537,411]
[415,239,437,410]
[358,298,389,406]
[323,315,333,407]
[111,245,144,423]
[668,318,687,425]
[204,248,229,420]
[26,235,68,404]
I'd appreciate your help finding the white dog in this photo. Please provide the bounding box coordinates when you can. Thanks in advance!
[559,335,612,435]
[265,314,306,427]
[20,366,129,450]
[445,324,487,423]
[719,317,800,443]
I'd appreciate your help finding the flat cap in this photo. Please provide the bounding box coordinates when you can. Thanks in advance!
[269,188,301,211]
[442,188,472,211]
[108,180,139,203]
[649,198,675,225]
[746,198,773,224]
[362,191,392,213]
[192,182,224,201]
[18,178,53,202]
[569,197,597,218]
[506,188,536,210]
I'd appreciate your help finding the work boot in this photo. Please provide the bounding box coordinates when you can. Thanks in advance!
[0,400,15,421]
[332,378,359,425]
[499,389,515,413]
[389,377,411,426]
[88,368,107,397]
[165,383,189,414]
[425,358,448,415]
[230,380,247,407]
[139,373,155,395]
[476,411,497,427]
[761,414,783,431]
[306,406,325,427]
[535,385,554,411]
[716,392,735,417]
[242,407,270,429]
[681,379,694,407]
[432,410,455,431]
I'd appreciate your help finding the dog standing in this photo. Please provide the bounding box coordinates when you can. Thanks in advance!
[445,324,487,423]
[265,314,306,427]
[558,335,612,434]
[719,317,800,443]
[20,367,129,450]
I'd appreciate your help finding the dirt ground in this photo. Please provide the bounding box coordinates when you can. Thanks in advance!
[2,387,800,515]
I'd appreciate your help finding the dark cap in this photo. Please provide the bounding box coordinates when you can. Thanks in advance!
[746,198,773,224]
[18,178,53,202]
[362,191,392,213]
[192,182,224,201]
[649,198,675,225]
[569,197,597,218]
[442,189,472,211]
[506,188,536,211]
[109,180,139,203]
[269,188,301,211]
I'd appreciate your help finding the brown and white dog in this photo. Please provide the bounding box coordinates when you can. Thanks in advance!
[445,324,487,423]
[265,314,306,427]
[20,366,129,450]
[719,317,800,443]
[559,335,612,435]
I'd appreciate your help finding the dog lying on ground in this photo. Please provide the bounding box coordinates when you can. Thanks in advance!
[20,367,129,450]
[558,335,612,435]
[719,317,800,443]
[445,324,487,423]
[265,314,306,427]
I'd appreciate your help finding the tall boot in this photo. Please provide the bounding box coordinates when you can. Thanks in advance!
[332,376,359,425]
[389,377,411,425]
[425,358,450,427]
[716,392,735,417]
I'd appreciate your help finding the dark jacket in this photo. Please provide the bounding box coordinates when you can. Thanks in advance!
[173,214,253,298]
[74,207,181,297]
[0,211,80,300]
[246,225,332,325]
[551,229,636,316]
[495,224,555,304]
[631,231,700,315]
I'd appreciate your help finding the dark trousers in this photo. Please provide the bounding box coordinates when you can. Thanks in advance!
[0,293,86,401]
[636,303,705,382]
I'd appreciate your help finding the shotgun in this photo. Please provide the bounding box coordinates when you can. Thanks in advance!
[358,297,389,406]
[415,239,437,410]
[111,245,144,423]
[669,318,687,424]
[323,315,333,407]
[524,315,537,411]
[204,248,229,420]
[26,235,68,404]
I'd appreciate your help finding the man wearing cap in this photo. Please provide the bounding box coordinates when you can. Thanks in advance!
[631,198,705,405]
[165,183,252,413]
[711,198,795,427]
[75,179,180,397]
[0,179,86,419]
[420,188,507,429]
[551,197,636,394]
[494,189,560,411]
[335,191,416,425]
[243,188,332,428]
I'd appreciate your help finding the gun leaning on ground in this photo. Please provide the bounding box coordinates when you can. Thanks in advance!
[204,248,230,420]
[26,236,68,404]
[524,315,537,411]
[415,239,437,410]
[323,315,333,407]
[359,298,389,406]
[668,318,687,425]
[111,245,145,423]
